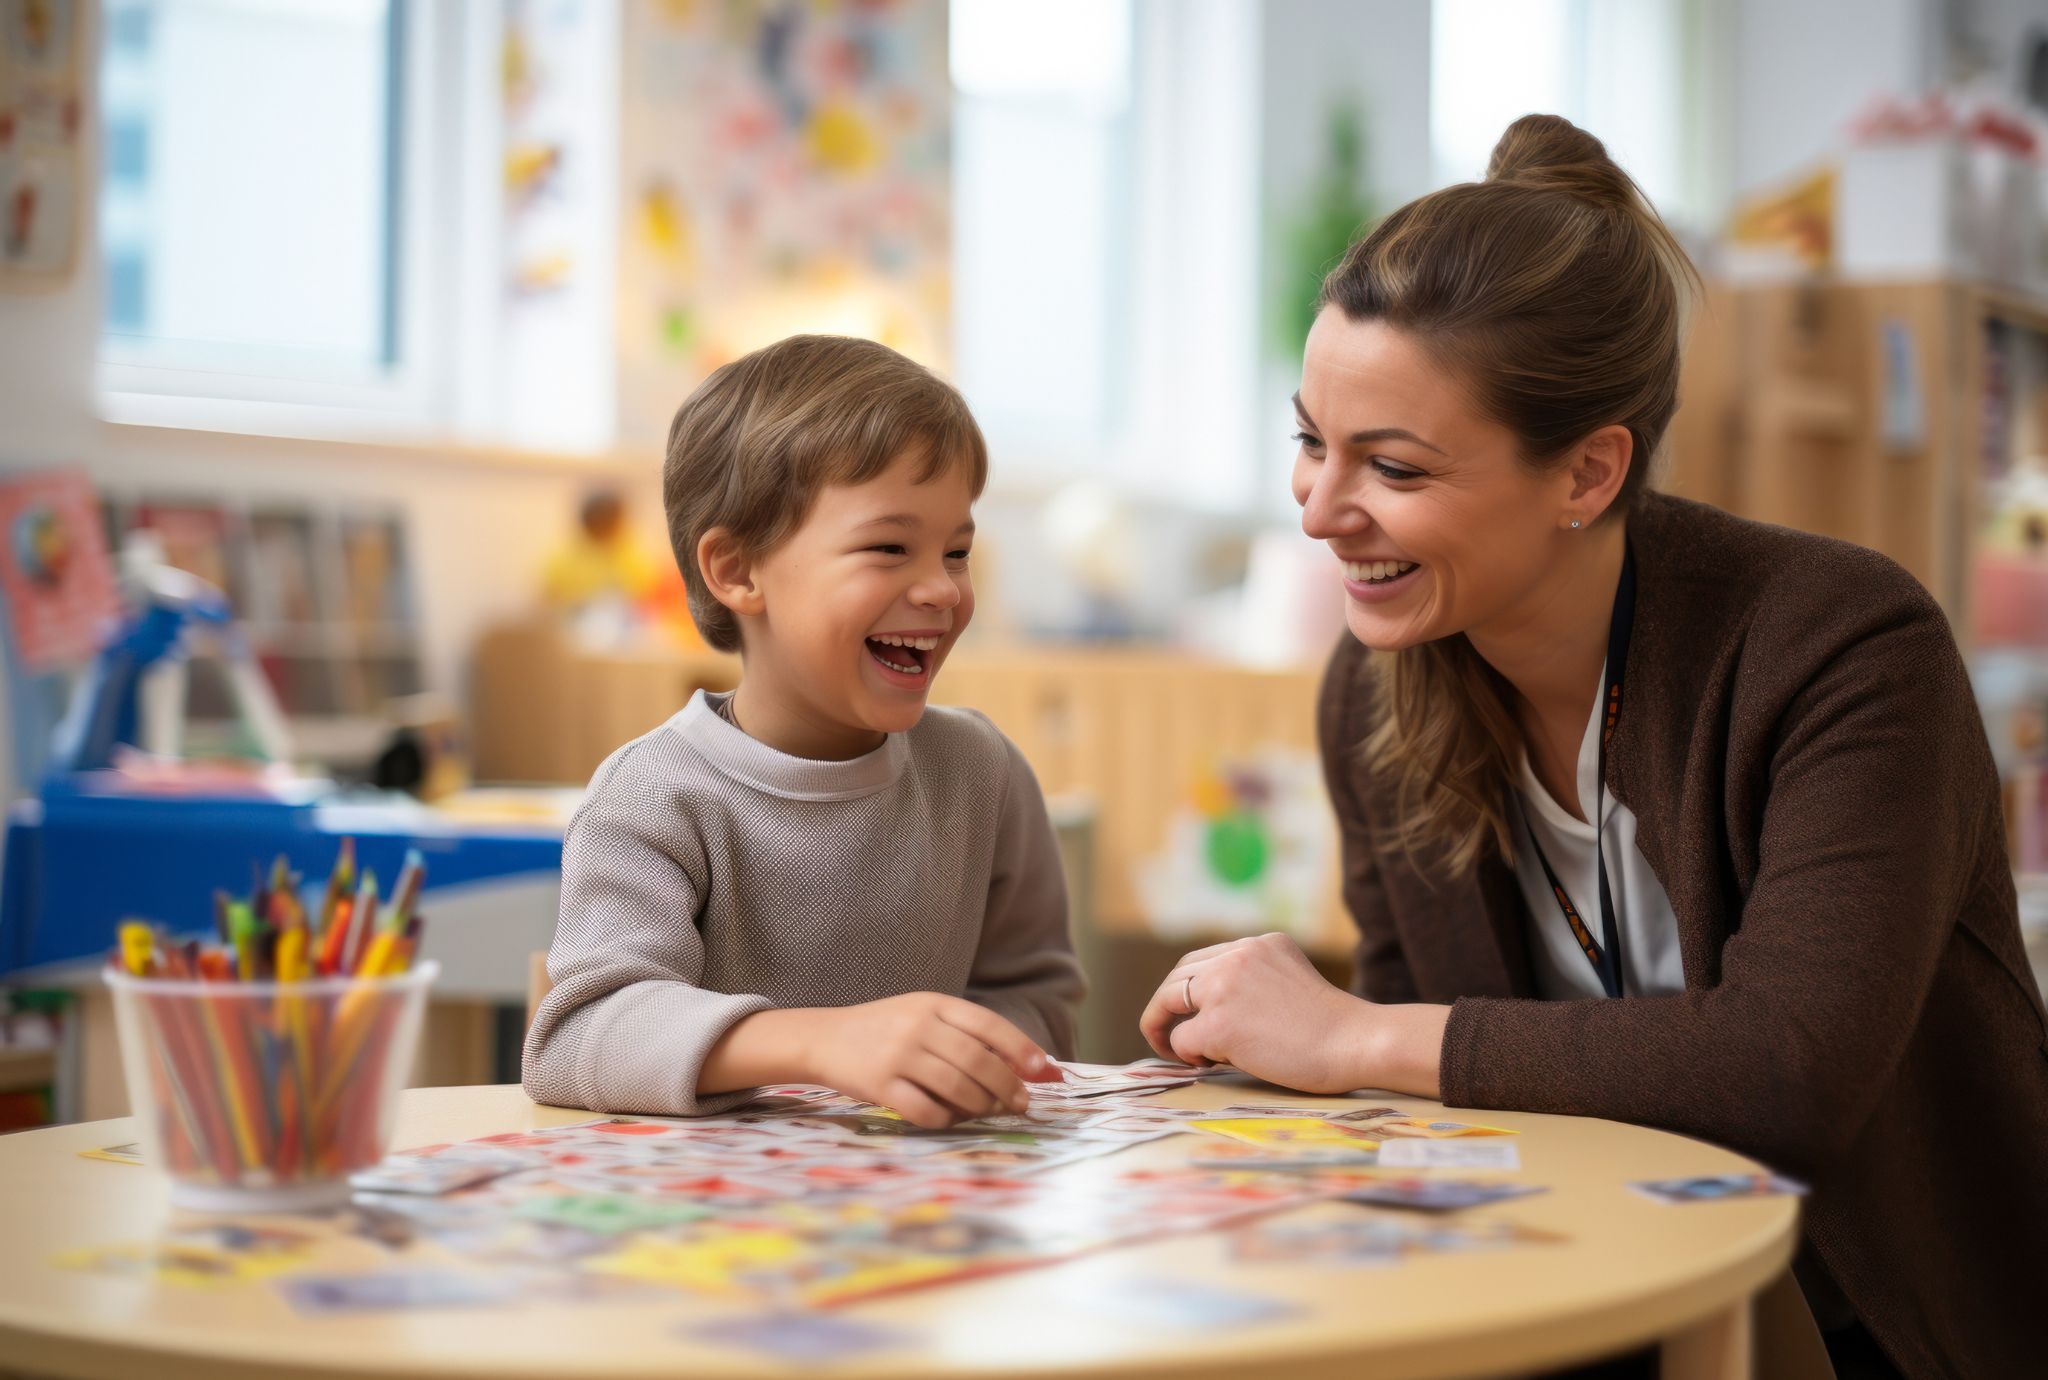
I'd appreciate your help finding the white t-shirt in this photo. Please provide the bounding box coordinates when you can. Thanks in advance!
[1509,691,1685,1001]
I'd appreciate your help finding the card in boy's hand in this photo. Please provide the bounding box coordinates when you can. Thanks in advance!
[1630,1172,1807,1204]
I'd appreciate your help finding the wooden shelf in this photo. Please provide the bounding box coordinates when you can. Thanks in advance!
[1975,285,2048,337]
[0,1046,56,1095]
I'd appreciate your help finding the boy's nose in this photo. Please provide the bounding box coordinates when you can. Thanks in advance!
[911,572,963,610]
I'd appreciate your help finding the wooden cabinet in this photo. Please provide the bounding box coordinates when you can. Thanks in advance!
[1665,278,2048,640]
[470,624,1350,956]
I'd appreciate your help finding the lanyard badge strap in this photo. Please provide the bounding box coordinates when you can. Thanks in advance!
[1524,543,1635,999]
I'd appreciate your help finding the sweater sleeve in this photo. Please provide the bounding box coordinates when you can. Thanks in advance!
[964,736,1086,1058]
[1438,587,1996,1180]
[521,745,773,1116]
[1319,639,1419,1003]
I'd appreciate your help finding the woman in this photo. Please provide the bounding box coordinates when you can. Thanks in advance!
[1139,115,2047,1378]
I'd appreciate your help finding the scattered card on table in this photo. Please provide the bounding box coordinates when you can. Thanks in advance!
[1064,1277,1303,1330]
[1342,1179,1547,1212]
[687,1310,916,1363]
[1207,1104,1403,1123]
[351,1154,521,1196]
[1630,1173,1807,1204]
[279,1271,524,1315]
[1369,1118,1518,1139]
[1191,1118,1382,1150]
[1375,1139,1522,1171]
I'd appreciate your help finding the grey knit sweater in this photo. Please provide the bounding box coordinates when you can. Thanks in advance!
[522,691,1085,1116]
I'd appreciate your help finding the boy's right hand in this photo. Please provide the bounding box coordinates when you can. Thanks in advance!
[810,993,1055,1129]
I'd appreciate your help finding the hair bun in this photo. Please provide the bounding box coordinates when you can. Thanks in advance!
[1485,113,1638,210]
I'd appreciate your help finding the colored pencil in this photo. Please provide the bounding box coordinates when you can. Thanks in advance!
[105,840,429,1187]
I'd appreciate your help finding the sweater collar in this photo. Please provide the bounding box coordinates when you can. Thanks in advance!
[666,691,910,800]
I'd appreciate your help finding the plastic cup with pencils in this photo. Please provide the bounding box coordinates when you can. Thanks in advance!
[101,844,439,1212]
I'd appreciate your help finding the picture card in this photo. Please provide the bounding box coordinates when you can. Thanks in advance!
[1630,1173,1807,1205]
[1374,1139,1522,1171]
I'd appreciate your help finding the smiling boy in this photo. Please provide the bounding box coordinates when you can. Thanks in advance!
[523,335,1084,1127]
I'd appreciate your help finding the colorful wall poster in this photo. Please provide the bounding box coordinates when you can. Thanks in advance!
[616,0,953,443]
[0,465,118,670]
[0,0,84,285]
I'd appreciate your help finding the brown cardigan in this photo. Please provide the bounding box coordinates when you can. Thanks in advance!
[1318,491,2048,1379]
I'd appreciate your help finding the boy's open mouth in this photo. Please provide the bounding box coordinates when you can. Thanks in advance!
[865,634,937,680]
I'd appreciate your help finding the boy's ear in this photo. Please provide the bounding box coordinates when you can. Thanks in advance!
[696,528,765,619]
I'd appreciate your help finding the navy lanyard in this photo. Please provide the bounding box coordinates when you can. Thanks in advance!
[1520,544,1636,998]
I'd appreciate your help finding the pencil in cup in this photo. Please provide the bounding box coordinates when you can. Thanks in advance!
[104,962,438,1212]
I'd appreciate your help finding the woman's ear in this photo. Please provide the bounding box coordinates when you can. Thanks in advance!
[1563,425,1634,525]
[697,528,765,619]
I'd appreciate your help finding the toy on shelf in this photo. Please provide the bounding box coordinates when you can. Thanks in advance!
[539,489,698,648]
[1136,750,1333,945]
[46,533,292,781]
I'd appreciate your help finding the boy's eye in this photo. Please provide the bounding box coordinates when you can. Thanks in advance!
[946,549,971,564]
[868,544,908,556]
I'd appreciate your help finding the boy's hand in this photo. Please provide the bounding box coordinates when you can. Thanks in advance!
[810,993,1057,1129]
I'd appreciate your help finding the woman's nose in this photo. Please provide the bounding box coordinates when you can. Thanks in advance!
[1298,462,1368,541]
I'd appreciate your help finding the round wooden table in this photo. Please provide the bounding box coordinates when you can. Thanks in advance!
[0,1082,1801,1380]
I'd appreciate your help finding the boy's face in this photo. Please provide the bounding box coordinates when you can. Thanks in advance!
[743,450,976,746]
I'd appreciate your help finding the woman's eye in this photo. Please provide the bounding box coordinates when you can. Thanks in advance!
[1371,459,1423,481]
[1292,430,1323,451]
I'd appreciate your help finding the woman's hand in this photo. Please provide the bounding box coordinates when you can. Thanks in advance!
[807,993,1061,1129]
[1138,933,1448,1097]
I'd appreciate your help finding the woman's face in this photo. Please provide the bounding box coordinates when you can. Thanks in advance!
[1291,311,1575,652]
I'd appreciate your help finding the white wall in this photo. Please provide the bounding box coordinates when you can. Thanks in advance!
[1728,0,1932,198]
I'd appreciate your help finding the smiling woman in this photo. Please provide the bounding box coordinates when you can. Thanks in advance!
[1140,114,2048,1379]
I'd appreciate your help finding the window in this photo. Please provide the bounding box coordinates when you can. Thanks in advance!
[96,0,466,440]
[949,0,1263,511]
[1431,0,1690,223]
[949,0,1136,465]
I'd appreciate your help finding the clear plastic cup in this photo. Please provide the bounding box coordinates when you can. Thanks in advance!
[104,961,437,1212]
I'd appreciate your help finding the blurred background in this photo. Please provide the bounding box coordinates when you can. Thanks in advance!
[1,0,2046,1116]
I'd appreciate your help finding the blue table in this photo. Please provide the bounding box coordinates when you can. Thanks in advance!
[2,777,564,989]
[1,777,568,1119]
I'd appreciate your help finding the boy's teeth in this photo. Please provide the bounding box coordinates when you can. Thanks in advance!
[872,634,940,650]
[1343,560,1417,583]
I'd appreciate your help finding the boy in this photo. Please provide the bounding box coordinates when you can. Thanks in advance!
[523,335,1084,1126]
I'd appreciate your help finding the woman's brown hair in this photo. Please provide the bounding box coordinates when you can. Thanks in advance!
[1318,114,1699,872]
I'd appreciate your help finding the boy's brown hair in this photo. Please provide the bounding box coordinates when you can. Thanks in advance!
[663,334,989,653]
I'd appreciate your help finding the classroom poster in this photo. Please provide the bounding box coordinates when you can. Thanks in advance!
[0,466,118,669]
[0,0,84,285]
[615,0,952,443]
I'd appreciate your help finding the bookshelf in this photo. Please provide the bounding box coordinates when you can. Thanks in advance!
[101,495,423,769]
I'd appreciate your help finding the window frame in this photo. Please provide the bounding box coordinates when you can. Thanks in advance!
[94,0,474,446]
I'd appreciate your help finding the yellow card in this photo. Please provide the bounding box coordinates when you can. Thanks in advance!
[582,1229,804,1296]
[53,1241,300,1287]
[799,1252,973,1308]
[1190,1118,1382,1149]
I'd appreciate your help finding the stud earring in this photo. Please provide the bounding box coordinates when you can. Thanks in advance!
[1569,519,1582,529]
